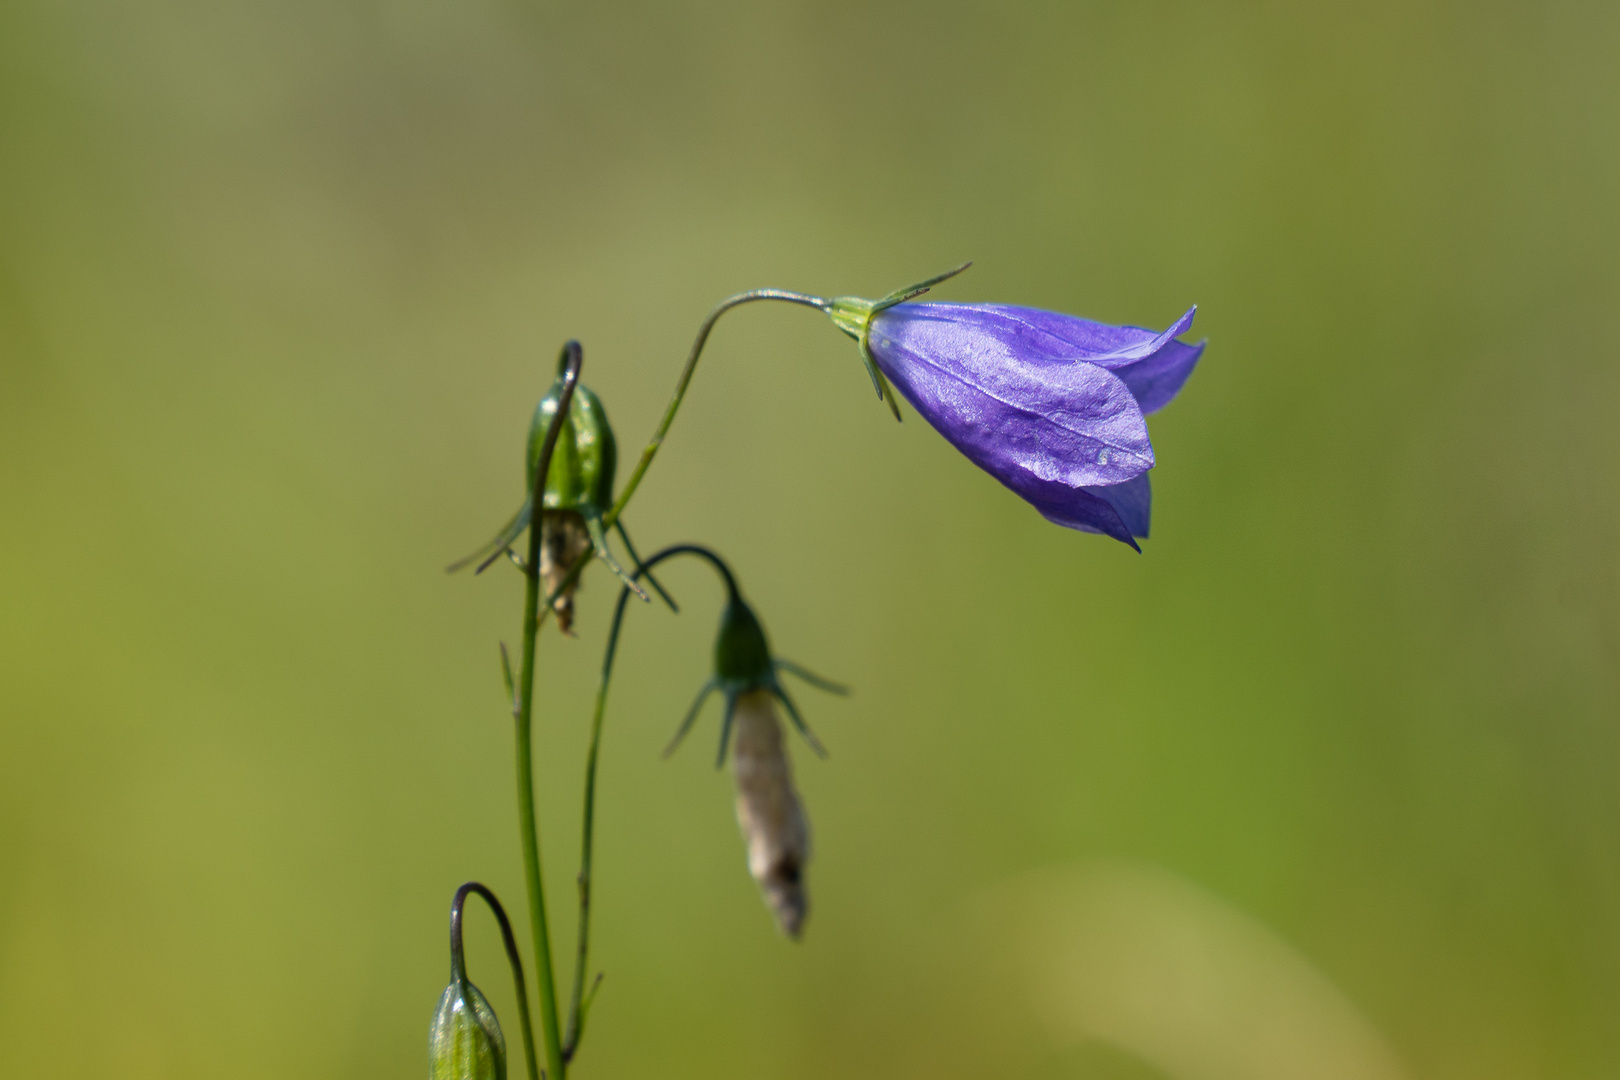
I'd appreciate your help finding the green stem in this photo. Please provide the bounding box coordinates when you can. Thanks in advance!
[515,341,584,1080]
[562,586,632,1059]
[561,544,734,1063]
[604,289,828,530]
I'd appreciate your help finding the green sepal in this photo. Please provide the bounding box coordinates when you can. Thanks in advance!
[773,658,851,696]
[715,692,739,769]
[824,262,971,423]
[446,499,531,575]
[585,513,649,602]
[663,677,718,758]
[616,519,678,612]
[771,682,827,759]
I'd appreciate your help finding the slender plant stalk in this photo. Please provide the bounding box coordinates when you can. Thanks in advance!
[450,883,540,1080]
[516,341,583,1080]
[562,585,635,1059]
[605,289,828,529]
[561,544,738,1061]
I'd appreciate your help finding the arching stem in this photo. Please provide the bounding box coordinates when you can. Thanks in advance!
[450,883,540,1080]
[605,290,829,530]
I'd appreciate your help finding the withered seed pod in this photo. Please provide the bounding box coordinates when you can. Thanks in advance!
[730,687,811,938]
[448,345,656,630]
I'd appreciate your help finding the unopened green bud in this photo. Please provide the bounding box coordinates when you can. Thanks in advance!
[527,358,617,519]
[524,357,622,632]
[428,977,506,1080]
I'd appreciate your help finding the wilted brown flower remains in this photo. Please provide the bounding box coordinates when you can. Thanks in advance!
[729,688,811,938]
[538,510,592,634]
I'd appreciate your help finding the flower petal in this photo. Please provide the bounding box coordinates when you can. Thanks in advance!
[870,306,1153,489]
[1003,472,1142,550]
[1085,472,1151,539]
[886,303,1196,368]
[1110,337,1205,415]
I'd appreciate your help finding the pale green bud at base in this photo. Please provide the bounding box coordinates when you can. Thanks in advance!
[429,978,506,1080]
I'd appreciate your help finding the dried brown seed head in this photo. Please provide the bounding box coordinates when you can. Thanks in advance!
[538,510,591,634]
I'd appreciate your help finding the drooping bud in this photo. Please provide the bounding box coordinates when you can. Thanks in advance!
[449,345,656,620]
[428,976,506,1080]
[526,373,616,520]
[652,545,846,938]
[525,363,618,633]
[731,687,810,937]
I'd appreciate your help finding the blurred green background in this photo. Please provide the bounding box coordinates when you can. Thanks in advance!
[3,1,1618,1078]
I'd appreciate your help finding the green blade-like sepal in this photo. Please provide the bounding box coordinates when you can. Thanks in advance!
[446,498,532,575]
[824,262,971,423]
[663,678,717,759]
[615,519,678,612]
[715,691,739,769]
[770,682,827,759]
[873,261,973,310]
[585,514,649,603]
[773,659,851,696]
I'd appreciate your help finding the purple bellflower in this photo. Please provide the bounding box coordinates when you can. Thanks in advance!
[826,266,1203,550]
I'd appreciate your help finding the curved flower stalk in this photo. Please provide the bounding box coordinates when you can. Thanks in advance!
[597,266,1203,552]
[827,267,1204,549]
[432,883,538,1080]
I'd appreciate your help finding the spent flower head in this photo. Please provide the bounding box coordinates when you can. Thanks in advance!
[651,548,849,938]
[449,345,654,631]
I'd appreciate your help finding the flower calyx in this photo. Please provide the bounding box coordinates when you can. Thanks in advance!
[824,261,972,421]
[660,564,844,770]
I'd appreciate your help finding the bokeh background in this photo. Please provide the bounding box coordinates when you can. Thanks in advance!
[3,1,1618,1078]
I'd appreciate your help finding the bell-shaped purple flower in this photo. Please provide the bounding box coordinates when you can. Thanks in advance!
[828,268,1203,550]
